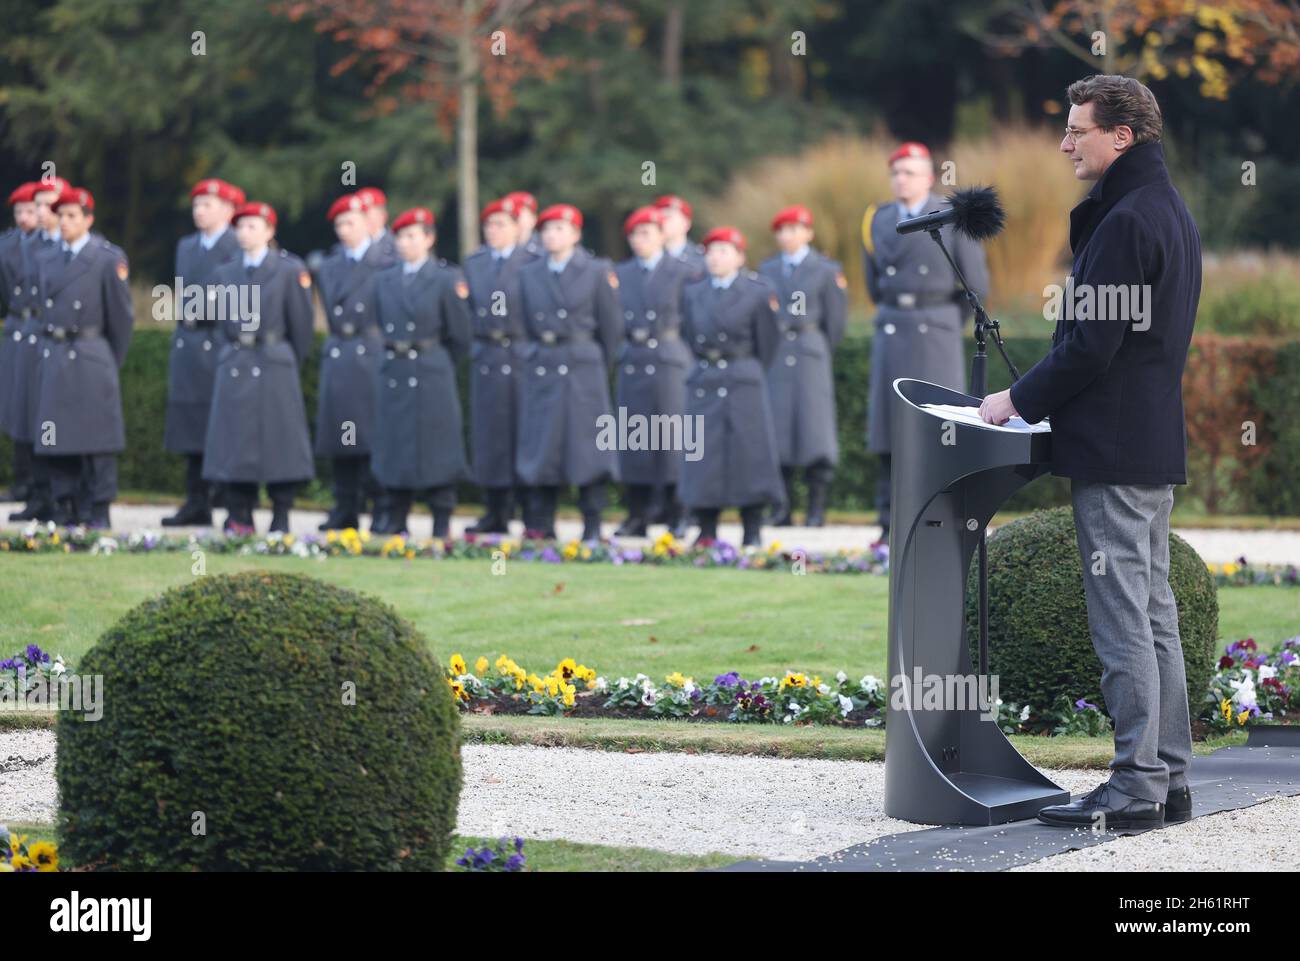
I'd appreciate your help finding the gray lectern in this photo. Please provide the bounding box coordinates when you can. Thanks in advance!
[883,377,1070,825]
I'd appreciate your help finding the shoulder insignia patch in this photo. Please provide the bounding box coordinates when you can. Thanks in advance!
[115,261,129,282]
[455,279,469,299]
[298,271,312,289]
[607,270,619,290]
[861,204,878,257]
[769,293,779,312]
[835,271,847,289]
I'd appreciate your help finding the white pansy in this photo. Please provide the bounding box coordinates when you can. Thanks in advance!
[641,688,658,706]
[860,675,882,694]
[1019,704,1031,721]
[595,677,607,692]
[838,694,853,716]
[818,683,831,694]
[1259,665,1277,681]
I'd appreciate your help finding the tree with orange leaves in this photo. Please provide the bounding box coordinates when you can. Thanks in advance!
[281,0,629,254]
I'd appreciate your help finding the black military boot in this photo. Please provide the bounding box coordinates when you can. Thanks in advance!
[8,498,47,523]
[268,503,291,534]
[467,488,509,534]
[50,497,78,527]
[582,510,603,542]
[86,502,111,530]
[740,505,764,547]
[614,484,650,537]
[163,456,211,526]
[377,491,411,535]
[693,508,719,546]
[768,467,795,526]
[432,507,452,539]
[805,478,829,528]
[320,459,361,531]
[535,487,558,540]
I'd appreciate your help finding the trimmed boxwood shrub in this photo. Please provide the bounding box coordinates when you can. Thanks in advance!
[964,506,1218,717]
[57,570,461,871]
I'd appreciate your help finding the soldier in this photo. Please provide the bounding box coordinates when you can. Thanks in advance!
[6,176,69,522]
[516,203,622,541]
[679,226,785,547]
[356,187,397,262]
[1,182,41,503]
[862,141,988,544]
[31,186,133,527]
[160,178,244,526]
[202,202,315,534]
[370,207,472,536]
[612,205,694,537]
[314,191,396,531]
[464,196,536,534]
[504,191,543,257]
[654,195,706,277]
[758,204,848,527]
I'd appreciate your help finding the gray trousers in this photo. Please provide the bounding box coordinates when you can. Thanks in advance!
[1071,478,1193,802]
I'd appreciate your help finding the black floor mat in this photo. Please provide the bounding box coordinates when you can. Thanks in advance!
[718,744,1300,872]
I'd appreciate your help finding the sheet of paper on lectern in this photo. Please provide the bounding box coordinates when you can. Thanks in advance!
[919,403,1051,433]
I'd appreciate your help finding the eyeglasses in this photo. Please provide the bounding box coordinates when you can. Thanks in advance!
[1063,125,1099,144]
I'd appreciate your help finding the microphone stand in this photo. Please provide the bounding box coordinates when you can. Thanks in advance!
[925,227,1020,679]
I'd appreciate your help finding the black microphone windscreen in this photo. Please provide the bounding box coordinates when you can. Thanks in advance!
[948,186,1005,241]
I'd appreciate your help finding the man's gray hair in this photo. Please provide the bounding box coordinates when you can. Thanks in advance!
[1067,75,1163,145]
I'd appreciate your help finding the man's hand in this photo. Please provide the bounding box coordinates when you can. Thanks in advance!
[979,388,1018,425]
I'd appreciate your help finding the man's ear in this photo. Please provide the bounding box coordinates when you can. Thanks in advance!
[1113,124,1135,151]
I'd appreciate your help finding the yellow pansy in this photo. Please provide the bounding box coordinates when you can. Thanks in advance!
[449,654,467,676]
[475,657,489,675]
[29,841,58,872]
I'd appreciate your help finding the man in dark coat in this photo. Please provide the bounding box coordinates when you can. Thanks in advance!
[758,204,848,527]
[516,203,622,541]
[504,191,543,258]
[202,202,315,534]
[314,192,396,531]
[679,226,785,547]
[5,177,68,522]
[862,142,988,543]
[161,177,244,526]
[0,182,42,504]
[370,207,472,537]
[33,186,133,528]
[655,195,706,278]
[463,196,536,533]
[612,205,695,537]
[981,76,1201,830]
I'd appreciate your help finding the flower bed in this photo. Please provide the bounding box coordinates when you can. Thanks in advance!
[0,828,58,873]
[1207,558,1300,587]
[1,524,889,575]
[1202,635,1300,732]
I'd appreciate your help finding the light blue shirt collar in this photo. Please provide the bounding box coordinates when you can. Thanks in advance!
[900,198,929,219]
[782,245,810,269]
[547,253,574,273]
[243,247,269,269]
[62,234,91,258]
[711,271,738,290]
[492,244,515,260]
[403,257,428,275]
[345,237,371,262]
[200,225,228,251]
[44,228,61,243]
[638,253,663,272]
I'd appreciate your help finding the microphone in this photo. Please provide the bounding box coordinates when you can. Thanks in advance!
[895,186,1005,241]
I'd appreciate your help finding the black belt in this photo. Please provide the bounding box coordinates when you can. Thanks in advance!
[45,327,104,342]
[698,344,753,361]
[884,291,958,309]
[628,328,680,344]
[533,329,593,345]
[180,318,218,330]
[385,339,439,353]
[235,331,282,347]
[475,330,515,346]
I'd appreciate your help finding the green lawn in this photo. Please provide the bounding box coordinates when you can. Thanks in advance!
[0,553,1294,681]
[4,822,733,873]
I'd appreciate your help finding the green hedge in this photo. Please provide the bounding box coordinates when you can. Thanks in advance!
[57,570,462,871]
[965,506,1219,720]
[2,328,1297,514]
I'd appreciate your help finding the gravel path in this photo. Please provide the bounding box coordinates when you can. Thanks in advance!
[5,733,1298,869]
[4,500,1297,564]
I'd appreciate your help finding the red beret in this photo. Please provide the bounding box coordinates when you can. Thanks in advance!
[7,183,40,206]
[190,179,244,205]
[53,185,94,213]
[702,226,745,251]
[504,191,538,213]
[356,187,387,208]
[392,207,435,232]
[537,203,582,229]
[622,206,663,236]
[771,204,813,231]
[232,201,277,227]
[327,193,369,223]
[654,195,693,220]
[33,177,70,199]
[889,142,931,165]
[480,197,518,222]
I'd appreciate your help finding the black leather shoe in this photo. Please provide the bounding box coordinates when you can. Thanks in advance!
[466,512,508,534]
[86,502,111,530]
[581,513,603,542]
[1037,782,1164,829]
[269,508,290,533]
[614,515,647,537]
[161,501,212,527]
[9,500,49,522]
[1165,785,1192,823]
[318,510,359,532]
